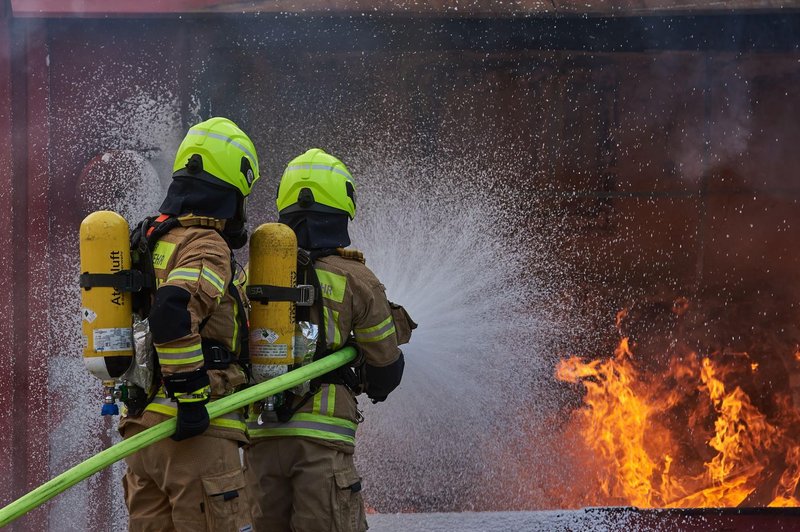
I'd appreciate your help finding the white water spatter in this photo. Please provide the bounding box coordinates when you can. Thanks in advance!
[77,150,164,225]
[47,83,182,529]
[344,153,575,511]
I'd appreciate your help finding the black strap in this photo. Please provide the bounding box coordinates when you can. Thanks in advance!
[230,258,251,380]
[246,284,315,306]
[80,270,150,292]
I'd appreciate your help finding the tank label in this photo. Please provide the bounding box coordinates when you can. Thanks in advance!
[250,328,290,359]
[251,343,289,359]
[253,328,279,344]
[81,307,97,323]
[93,328,133,352]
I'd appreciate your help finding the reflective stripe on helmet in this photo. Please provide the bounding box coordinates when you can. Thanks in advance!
[285,163,353,182]
[187,129,258,165]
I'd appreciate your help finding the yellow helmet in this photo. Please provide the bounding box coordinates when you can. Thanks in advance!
[172,117,260,197]
[276,148,355,219]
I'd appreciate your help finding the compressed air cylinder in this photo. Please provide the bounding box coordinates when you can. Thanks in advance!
[249,223,297,383]
[80,211,134,380]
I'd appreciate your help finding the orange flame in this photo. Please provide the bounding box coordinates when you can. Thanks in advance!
[556,334,800,508]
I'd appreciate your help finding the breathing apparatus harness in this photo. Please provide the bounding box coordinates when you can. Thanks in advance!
[246,247,364,423]
[80,213,251,416]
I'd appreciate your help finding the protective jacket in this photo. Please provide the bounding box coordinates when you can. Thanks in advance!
[247,251,402,452]
[120,216,249,443]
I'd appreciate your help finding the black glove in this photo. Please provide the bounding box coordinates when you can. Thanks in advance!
[163,370,211,441]
[173,400,210,441]
[366,352,405,403]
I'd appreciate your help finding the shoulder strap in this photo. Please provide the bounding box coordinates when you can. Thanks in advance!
[130,214,180,316]
[229,257,251,380]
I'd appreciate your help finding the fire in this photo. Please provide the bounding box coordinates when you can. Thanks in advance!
[556,328,800,508]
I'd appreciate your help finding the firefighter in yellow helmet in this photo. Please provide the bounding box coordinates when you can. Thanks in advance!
[119,117,259,531]
[244,149,405,532]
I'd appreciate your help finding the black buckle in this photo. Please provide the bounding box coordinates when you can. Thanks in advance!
[246,284,315,307]
[80,270,148,292]
[204,344,235,370]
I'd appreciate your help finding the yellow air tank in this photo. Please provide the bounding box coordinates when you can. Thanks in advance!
[80,211,134,380]
[248,222,297,383]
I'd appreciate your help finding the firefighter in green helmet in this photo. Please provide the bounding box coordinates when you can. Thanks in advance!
[119,117,259,531]
[244,148,408,532]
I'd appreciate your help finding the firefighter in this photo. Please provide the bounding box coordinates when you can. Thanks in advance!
[119,117,259,531]
[244,149,406,532]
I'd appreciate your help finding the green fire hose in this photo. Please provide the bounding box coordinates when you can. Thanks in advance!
[0,346,356,528]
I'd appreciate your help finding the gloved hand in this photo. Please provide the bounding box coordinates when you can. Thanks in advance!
[163,370,211,441]
[365,352,405,404]
[173,397,210,441]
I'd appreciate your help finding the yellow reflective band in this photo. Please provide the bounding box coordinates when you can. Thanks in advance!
[312,387,322,415]
[201,265,225,293]
[354,315,396,343]
[292,412,357,430]
[152,241,176,270]
[166,267,200,283]
[175,385,210,404]
[231,290,240,350]
[311,384,337,416]
[323,307,342,349]
[325,384,335,417]
[156,343,204,365]
[316,269,346,303]
[146,400,246,431]
[247,412,357,444]
[247,427,354,444]
[158,354,205,366]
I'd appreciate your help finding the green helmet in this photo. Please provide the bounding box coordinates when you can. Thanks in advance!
[276,148,356,219]
[172,117,260,197]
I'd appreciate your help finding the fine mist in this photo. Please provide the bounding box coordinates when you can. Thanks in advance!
[341,152,579,512]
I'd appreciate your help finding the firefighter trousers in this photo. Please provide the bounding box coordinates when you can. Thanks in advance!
[243,438,367,532]
[122,424,253,532]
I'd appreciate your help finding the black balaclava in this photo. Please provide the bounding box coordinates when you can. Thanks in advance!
[278,211,351,257]
[158,173,248,249]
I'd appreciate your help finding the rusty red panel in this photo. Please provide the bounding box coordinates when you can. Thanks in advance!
[8,18,52,531]
[0,3,16,511]
[11,0,224,16]
[9,0,799,16]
